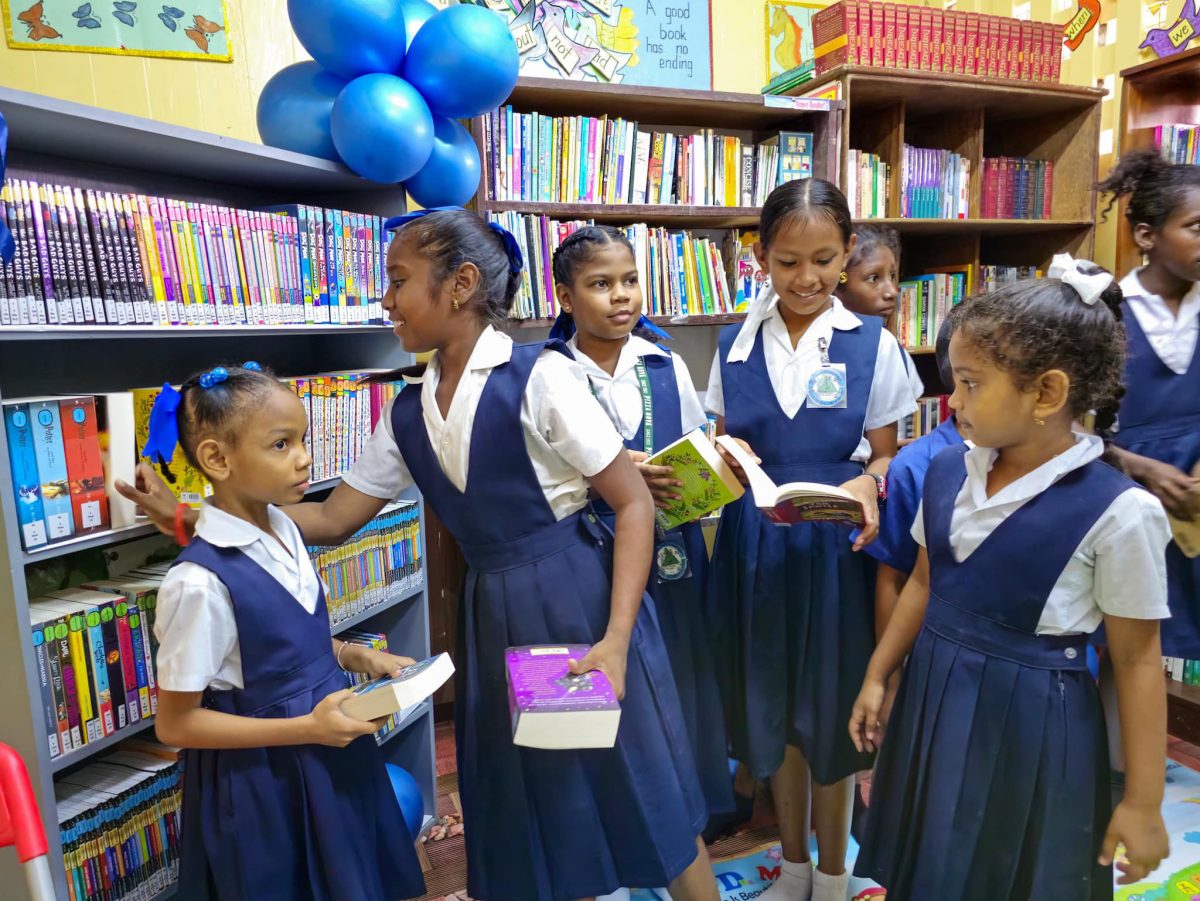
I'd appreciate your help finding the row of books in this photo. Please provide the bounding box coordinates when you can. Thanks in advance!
[981,157,1055,220]
[901,146,970,220]
[310,501,423,627]
[897,270,969,350]
[813,1,1062,82]
[0,179,390,328]
[1155,124,1200,165]
[847,150,890,219]
[484,107,813,209]
[901,396,951,441]
[730,230,768,312]
[489,212,736,322]
[283,374,402,484]
[29,566,166,762]
[978,264,1040,294]
[56,739,181,901]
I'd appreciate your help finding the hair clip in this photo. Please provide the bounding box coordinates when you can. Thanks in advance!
[1047,254,1112,306]
[242,361,262,372]
[199,367,229,390]
[383,205,465,232]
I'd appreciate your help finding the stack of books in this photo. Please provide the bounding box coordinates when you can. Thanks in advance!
[813,1,1061,82]
[1155,124,1200,164]
[484,108,812,209]
[0,180,389,328]
[901,396,951,440]
[897,270,969,350]
[901,146,970,220]
[847,150,890,218]
[982,157,1054,220]
[979,264,1039,294]
[283,374,403,484]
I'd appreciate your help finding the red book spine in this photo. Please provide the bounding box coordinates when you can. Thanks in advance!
[850,0,863,66]
[896,4,909,68]
[883,3,896,69]
[814,1,855,74]
[981,159,991,219]
[1029,21,1042,81]
[871,2,884,67]
[1010,18,1022,79]
[918,7,932,71]
[58,398,110,534]
[952,11,966,75]
[1005,158,1017,219]
[987,16,1000,78]
[996,18,1011,79]
[1043,160,1054,219]
[964,12,979,74]
[931,8,945,73]
[1019,20,1034,81]
[1051,22,1063,82]
[1041,22,1053,81]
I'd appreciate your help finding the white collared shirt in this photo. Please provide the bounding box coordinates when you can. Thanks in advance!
[343,325,625,519]
[912,433,1170,635]
[1119,267,1200,375]
[155,504,322,692]
[704,291,917,461]
[567,334,708,442]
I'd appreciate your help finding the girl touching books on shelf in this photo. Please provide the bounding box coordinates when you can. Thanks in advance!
[137,363,425,901]
[120,208,719,901]
[1097,151,1200,660]
[547,224,737,830]
[706,178,916,901]
[850,262,1171,896]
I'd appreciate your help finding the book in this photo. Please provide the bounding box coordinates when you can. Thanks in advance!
[28,400,75,541]
[58,397,110,534]
[646,429,744,531]
[4,402,50,549]
[340,652,454,723]
[1169,512,1200,559]
[715,435,865,526]
[506,645,621,750]
[133,385,212,507]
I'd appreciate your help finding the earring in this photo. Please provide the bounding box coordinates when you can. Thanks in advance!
[839,271,848,284]
[452,296,461,311]
[1034,416,1046,427]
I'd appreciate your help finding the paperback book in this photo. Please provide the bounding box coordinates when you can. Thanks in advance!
[506,645,621,750]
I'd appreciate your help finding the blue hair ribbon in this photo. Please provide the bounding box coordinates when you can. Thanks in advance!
[383,205,463,231]
[141,383,181,465]
[382,205,523,276]
[0,111,14,265]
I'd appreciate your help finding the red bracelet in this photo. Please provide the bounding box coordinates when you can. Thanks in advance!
[174,503,192,547]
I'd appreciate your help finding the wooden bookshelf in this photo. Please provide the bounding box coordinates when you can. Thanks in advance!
[1116,47,1200,275]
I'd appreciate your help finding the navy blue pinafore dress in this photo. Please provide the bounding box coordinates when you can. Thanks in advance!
[1115,301,1200,656]
[857,445,1126,900]
[709,318,879,786]
[588,349,734,818]
[172,538,425,901]
[391,341,707,901]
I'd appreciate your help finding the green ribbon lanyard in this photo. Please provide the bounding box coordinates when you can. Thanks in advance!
[588,358,654,453]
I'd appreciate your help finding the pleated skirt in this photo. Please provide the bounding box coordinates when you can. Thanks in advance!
[456,512,708,901]
[709,493,876,786]
[178,664,425,901]
[856,616,1111,900]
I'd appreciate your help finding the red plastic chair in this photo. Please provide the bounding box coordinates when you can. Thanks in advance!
[0,743,56,901]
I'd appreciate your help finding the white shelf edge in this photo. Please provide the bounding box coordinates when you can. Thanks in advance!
[0,324,394,342]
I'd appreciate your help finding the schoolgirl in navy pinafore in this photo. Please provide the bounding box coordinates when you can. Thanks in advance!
[710,315,880,786]
[857,445,1127,900]
[391,340,707,901]
[1115,300,1200,656]
[171,539,424,901]
[586,347,734,817]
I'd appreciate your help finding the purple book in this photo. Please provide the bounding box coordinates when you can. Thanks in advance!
[505,645,621,750]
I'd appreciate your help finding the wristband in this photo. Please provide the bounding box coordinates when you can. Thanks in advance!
[868,473,887,506]
[174,503,192,547]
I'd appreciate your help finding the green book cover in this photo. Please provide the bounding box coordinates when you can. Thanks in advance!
[647,430,744,532]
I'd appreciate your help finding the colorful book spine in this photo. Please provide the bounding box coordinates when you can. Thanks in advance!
[4,403,50,549]
[58,397,110,534]
[29,400,74,541]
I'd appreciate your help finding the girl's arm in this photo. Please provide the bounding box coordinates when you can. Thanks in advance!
[567,450,655,700]
[1099,615,1169,884]
[154,687,377,750]
[841,423,898,550]
[849,545,930,752]
[333,639,415,677]
[875,562,906,641]
[1109,446,1199,520]
[713,415,760,485]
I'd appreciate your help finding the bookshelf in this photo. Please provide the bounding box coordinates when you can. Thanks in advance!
[0,86,437,901]
[1116,46,1200,276]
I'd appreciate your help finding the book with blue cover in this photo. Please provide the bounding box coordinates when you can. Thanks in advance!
[4,402,49,549]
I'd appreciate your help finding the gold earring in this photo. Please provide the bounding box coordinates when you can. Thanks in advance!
[452,296,461,311]
[839,271,848,284]
[1034,416,1046,426]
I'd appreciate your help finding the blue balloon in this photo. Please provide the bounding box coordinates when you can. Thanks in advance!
[397,0,437,51]
[256,62,347,162]
[403,4,519,119]
[287,0,408,79]
[385,764,424,839]
[332,74,434,183]
[404,117,481,209]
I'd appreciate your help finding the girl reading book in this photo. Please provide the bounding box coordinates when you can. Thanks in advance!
[548,224,736,828]
[851,261,1170,896]
[120,209,718,901]
[706,178,916,901]
[147,363,425,901]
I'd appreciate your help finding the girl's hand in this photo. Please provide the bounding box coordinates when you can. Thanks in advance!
[568,635,630,700]
[627,450,683,508]
[1133,457,1199,520]
[842,474,880,550]
[716,437,760,486]
[359,649,417,679]
[309,689,379,747]
[114,461,179,536]
[849,674,887,753]
[879,670,901,735]
[1100,801,1169,884]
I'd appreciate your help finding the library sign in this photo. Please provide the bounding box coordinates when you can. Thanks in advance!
[475,0,713,90]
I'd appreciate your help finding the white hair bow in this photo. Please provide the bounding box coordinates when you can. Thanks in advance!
[1046,253,1113,306]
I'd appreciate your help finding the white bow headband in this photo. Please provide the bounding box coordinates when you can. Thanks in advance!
[1046,253,1113,306]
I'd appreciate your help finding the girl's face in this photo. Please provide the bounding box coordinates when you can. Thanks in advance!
[382,233,456,354]
[1142,185,1200,283]
[205,386,313,505]
[556,243,643,343]
[946,331,1042,449]
[839,245,899,317]
[755,214,854,319]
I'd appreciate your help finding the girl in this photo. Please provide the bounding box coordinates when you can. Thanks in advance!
[851,260,1171,898]
[150,363,426,901]
[1097,151,1200,659]
[707,178,916,901]
[548,224,735,822]
[121,209,718,901]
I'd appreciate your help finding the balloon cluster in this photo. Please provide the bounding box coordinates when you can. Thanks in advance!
[257,0,518,208]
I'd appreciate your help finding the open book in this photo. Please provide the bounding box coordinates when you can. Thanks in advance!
[340,652,455,722]
[715,434,865,527]
[646,430,744,531]
[1170,514,1200,559]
